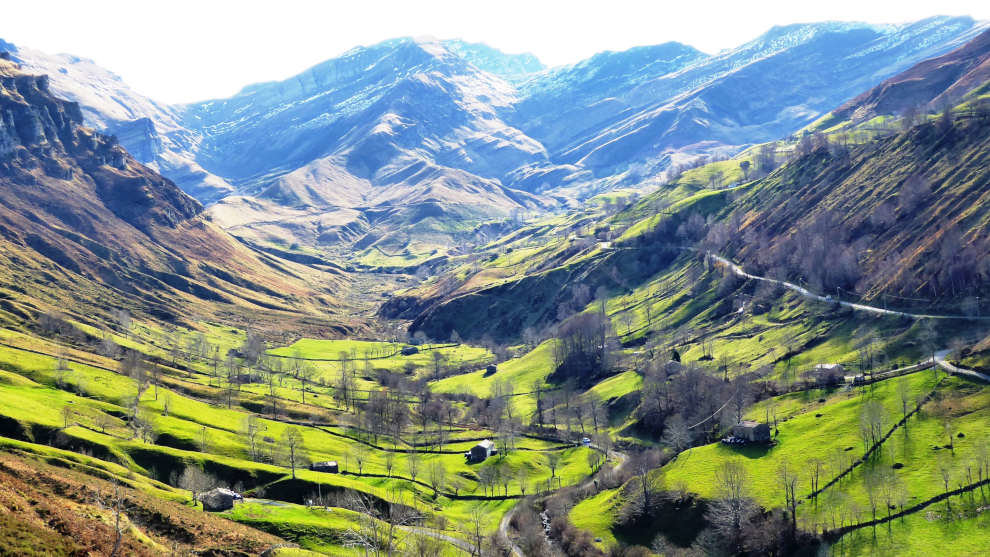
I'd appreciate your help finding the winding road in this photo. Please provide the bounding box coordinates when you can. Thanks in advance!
[706,252,990,321]
[934,349,990,383]
[707,251,989,383]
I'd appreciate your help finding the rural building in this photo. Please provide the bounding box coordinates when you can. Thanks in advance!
[197,488,242,512]
[485,364,497,374]
[815,363,845,374]
[664,360,684,375]
[401,346,419,356]
[310,461,339,473]
[467,439,496,462]
[731,421,771,443]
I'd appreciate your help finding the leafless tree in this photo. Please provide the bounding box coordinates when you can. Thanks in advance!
[175,466,215,506]
[353,445,368,475]
[280,427,306,479]
[897,379,912,423]
[859,399,887,453]
[243,414,265,462]
[407,450,421,483]
[428,460,446,497]
[96,412,115,434]
[343,487,422,556]
[112,309,132,338]
[662,414,692,453]
[384,450,395,477]
[707,461,756,551]
[778,460,799,536]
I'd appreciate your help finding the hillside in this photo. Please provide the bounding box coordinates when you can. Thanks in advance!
[3,18,984,271]
[0,57,350,331]
[0,39,234,203]
[828,27,990,124]
[513,17,987,187]
[391,81,990,345]
[2,13,990,557]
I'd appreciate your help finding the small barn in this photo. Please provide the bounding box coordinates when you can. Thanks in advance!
[731,421,771,443]
[197,488,242,512]
[467,439,496,462]
[814,363,845,374]
[401,346,419,356]
[311,461,339,473]
[485,364,497,374]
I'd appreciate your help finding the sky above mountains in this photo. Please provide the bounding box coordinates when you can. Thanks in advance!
[4,0,990,103]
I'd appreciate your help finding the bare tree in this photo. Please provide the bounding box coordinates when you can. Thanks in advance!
[707,461,756,552]
[353,445,368,475]
[243,414,265,462]
[897,379,912,422]
[859,399,887,452]
[297,363,316,405]
[428,460,446,497]
[343,487,423,556]
[281,427,306,479]
[96,412,115,434]
[546,452,562,490]
[175,466,215,506]
[937,453,953,506]
[199,425,210,453]
[662,414,692,453]
[384,450,395,477]
[778,460,799,536]
[407,450,421,483]
[61,404,74,429]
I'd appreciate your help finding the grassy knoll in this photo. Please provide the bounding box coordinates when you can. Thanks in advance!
[430,339,556,419]
[659,372,938,508]
[818,376,990,517]
[268,338,493,383]
[0,325,606,554]
[222,501,372,555]
[585,370,642,402]
[569,488,623,547]
[830,490,990,556]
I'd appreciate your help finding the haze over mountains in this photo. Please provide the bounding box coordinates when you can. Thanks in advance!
[1,16,987,257]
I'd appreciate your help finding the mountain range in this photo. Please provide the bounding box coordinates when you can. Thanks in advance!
[0,55,346,331]
[389,25,990,342]
[1,16,987,261]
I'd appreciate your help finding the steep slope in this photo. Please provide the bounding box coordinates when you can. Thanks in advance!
[0,39,234,203]
[6,18,984,262]
[184,37,557,254]
[441,39,545,83]
[828,27,990,123]
[525,17,987,182]
[182,38,551,196]
[388,92,990,342]
[0,57,345,328]
[728,116,990,303]
[513,41,709,156]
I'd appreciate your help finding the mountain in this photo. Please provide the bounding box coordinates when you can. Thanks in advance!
[0,56,344,327]
[4,17,985,264]
[386,23,990,342]
[0,38,234,203]
[515,17,988,183]
[181,37,556,254]
[441,39,544,83]
[828,27,990,123]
